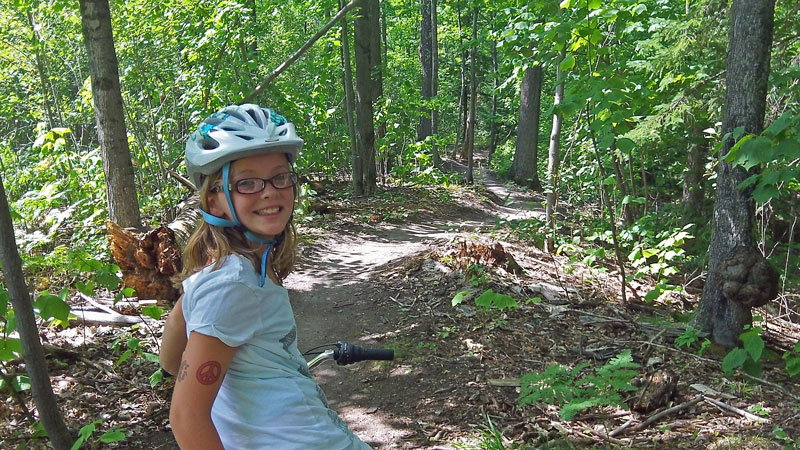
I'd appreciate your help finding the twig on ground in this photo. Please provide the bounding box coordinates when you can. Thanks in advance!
[742,373,800,402]
[609,394,704,437]
[703,396,770,423]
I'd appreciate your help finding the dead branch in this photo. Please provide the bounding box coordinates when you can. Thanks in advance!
[703,396,771,423]
[243,0,364,103]
[742,373,800,402]
[610,394,704,437]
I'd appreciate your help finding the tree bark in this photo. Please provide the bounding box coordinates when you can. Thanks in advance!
[488,32,499,163]
[0,174,74,450]
[418,0,433,142]
[682,130,706,224]
[79,0,142,229]
[28,11,58,130]
[510,65,543,190]
[430,0,440,167]
[340,0,359,186]
[546,49,566,252]
[353,0,381,195]
[455,5,467,159]
[692,0,777,348]
[462,8,478,184]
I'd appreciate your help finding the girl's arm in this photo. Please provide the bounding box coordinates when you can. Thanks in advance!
[169,331,237,449]
[159,296,187,376]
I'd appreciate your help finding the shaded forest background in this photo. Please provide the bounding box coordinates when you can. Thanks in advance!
[0,0,799,447]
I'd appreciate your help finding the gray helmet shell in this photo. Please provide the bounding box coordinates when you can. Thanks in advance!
[185,104,303,187]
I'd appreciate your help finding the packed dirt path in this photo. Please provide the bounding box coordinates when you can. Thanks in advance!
[288,157,545,448]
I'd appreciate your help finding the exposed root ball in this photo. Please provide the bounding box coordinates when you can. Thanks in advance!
[715,245,778,308]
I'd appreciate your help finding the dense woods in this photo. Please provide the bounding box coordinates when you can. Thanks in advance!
[0,0,798,447]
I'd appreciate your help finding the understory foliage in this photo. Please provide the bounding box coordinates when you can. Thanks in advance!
[518,350,640,420]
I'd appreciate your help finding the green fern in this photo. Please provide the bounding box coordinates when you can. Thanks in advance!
[518,350,640,420]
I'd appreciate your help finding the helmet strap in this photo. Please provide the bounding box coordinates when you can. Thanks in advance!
[221,163,241,224]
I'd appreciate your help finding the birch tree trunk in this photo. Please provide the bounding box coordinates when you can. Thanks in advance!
[79,0,142,229]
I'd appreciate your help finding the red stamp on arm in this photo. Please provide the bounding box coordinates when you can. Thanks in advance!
[196,361,222,385]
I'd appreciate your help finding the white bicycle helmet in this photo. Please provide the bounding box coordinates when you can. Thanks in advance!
[185,103,303,187]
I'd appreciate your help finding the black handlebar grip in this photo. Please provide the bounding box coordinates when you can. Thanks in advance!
[335,342,395,365]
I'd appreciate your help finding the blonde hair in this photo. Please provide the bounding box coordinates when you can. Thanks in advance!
[179,170,297,285]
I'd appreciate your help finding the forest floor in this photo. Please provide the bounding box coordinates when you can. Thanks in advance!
[2,153,800,449]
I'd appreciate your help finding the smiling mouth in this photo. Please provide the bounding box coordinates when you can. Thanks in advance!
[256,207,281,215]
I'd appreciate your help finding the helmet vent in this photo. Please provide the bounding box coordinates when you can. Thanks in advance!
[235,134,254,141]
[221,126,240,131]
[198,139,219,150]
[278,129,287,136]
[246,109,263,127]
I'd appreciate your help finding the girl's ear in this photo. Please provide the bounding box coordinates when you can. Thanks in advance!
[207,192,228,218]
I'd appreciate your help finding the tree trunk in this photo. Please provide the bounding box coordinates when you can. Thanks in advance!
[0,174,74,450]
[368,0,383,188]
[510,65,543,190]
[455,5,467,159]
[612,140,634,226]
[546,49,566,253]
[692,0,778,348]
[79,0,142,230]
[28,11,58,130]
[488,32,499,163]
[430,0,440,167]
[340,0,359,186]
[353,0,380,196]
[462,8,478,183]
[418,0,433,142]
[682,130,706,225]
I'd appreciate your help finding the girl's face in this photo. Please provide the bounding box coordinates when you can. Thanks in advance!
[207,152,295,242]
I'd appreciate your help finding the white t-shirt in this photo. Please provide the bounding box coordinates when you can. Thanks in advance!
[182,254,371,450]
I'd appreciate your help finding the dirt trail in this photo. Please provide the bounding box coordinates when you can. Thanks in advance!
[288,158,544,448]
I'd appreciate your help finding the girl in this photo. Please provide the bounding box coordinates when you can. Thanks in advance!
[159,104,371,449]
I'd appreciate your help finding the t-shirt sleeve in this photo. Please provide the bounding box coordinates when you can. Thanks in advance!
[184,278,265,347]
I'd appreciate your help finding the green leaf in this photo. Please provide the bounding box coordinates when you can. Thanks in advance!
[784,355,800,377]
[0,338,22,361]
[475,289,495,309]
[141,305,163,320]
[36,294,71,322]
[742,357,763,378]
[0,288,8,315]
[99,429,126,443]
[741,331,764,361]
[75,281,95,296]
[560,398,597,420]
[588,0,601,9]
[722,348,748,376]
[451,291,470,307]
[560,53,576,72]
[150,367,164,388]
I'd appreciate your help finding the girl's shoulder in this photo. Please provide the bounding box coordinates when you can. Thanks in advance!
[184,254,260,293]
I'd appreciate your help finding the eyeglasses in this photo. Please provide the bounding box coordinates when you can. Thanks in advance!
[210,172,298,194]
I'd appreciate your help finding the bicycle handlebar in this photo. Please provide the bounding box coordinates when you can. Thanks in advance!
[306,341,394,370]
[334,342,394,365]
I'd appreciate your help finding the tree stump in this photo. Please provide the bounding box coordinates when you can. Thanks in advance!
[106,221,181,302]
